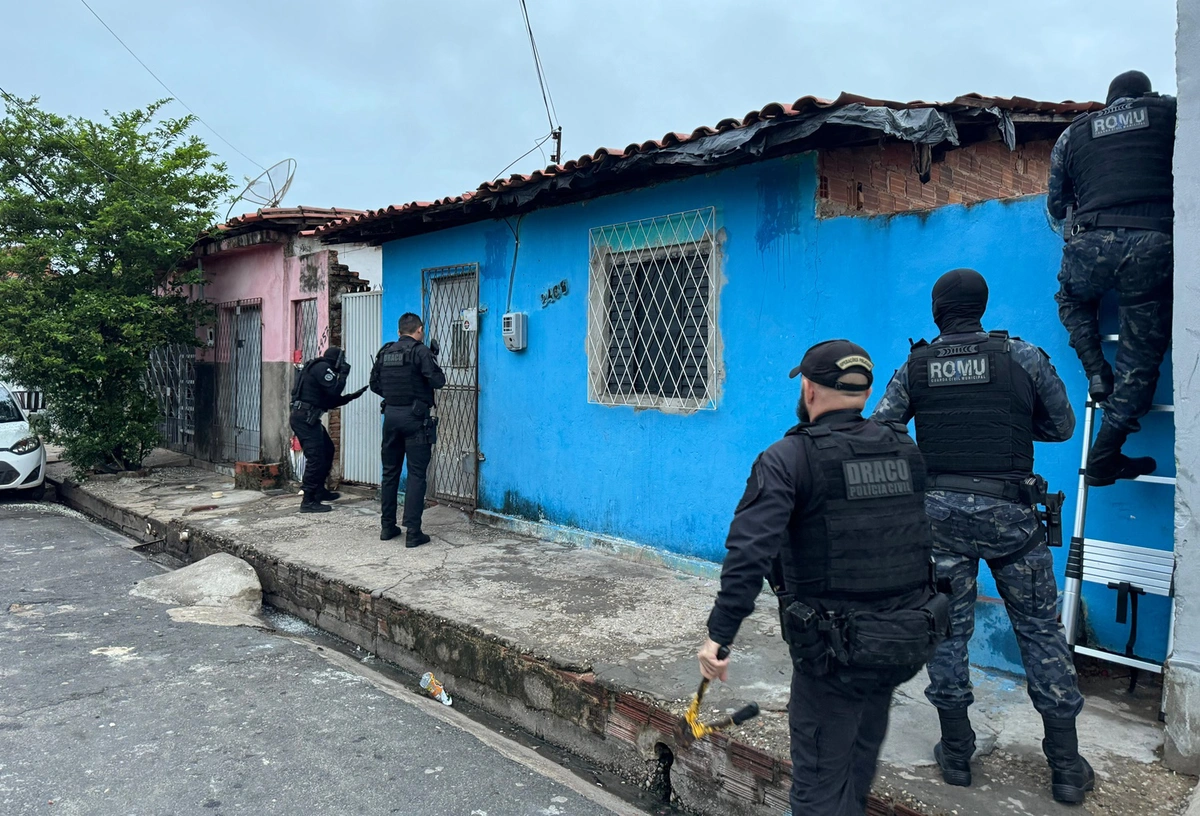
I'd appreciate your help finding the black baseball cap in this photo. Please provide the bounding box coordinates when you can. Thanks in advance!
[788,339,874,392]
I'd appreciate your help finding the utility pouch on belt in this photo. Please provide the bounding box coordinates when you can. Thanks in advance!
[784,601,834,676]
[412,400,430,419]
[842,593,950,670]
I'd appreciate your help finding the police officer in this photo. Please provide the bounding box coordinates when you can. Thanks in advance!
[370,312,445,546]
[872,268,1093,804]
[700,340,946,816]
[290,346,368,513]
[1047,70,1175,486]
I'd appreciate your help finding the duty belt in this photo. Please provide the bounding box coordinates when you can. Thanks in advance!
[927,474,1027,503]
[1072,213,1173,235]
[291,400,317,412]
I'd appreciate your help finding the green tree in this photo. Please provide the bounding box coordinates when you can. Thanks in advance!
[0,95,233,475]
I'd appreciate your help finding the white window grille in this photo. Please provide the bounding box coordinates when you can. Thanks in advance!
[587,207,719,411]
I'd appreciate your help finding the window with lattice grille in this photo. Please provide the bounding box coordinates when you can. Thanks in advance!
[587,208,718,410]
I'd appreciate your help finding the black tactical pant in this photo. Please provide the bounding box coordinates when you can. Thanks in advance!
[380,404,433,531]
[290,409,333,497]
[1055,227,1173,433]
[789,664,919,816]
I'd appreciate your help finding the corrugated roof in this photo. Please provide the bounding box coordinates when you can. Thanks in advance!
[318,92,1102,245]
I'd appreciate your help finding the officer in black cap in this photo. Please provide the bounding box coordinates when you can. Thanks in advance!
[1047,70,1175,486]
[873,269,1092,805]
[290,346,368,513]
[700,340,946,816]
[369,312,445,546]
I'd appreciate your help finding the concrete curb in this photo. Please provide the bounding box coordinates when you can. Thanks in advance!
[51,475,928,816]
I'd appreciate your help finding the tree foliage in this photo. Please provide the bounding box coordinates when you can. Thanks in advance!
[0,95,233,474]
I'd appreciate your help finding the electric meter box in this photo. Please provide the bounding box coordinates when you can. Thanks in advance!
[502,312,527,352]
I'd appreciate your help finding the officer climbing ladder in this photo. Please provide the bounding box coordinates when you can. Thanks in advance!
[1060,331,1176,696]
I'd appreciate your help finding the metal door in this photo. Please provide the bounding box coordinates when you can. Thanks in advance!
[341,290,383,485]
[423,264,479,508]
[147,344,196,454]
[214,300,262,463]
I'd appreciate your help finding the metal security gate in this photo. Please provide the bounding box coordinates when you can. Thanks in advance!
[294,298,320,363]
[341,290,383,485]
[424,264,479,508]
[213,300,262,463]
[147,344,196,454]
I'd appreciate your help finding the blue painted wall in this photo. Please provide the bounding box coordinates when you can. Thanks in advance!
[379,151,1173,670]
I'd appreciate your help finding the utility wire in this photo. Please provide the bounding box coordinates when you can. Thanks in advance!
[78,0,266,171]
[492,132,554,182]
[518,0,558,133]
[0,84,155,199]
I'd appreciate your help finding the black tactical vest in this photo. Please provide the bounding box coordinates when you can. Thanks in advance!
[1067,95,1175,217]
[379,338,433,407]
[294,360,333,409]
[906,332,1035,477]
[780,418,932,601]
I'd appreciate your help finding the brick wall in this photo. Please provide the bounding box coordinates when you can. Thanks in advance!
[817,139,1055,218]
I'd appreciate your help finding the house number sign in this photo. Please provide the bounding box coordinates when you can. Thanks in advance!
[540,279,569,308]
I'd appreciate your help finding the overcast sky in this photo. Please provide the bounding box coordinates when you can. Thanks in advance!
[2,1,1179,216]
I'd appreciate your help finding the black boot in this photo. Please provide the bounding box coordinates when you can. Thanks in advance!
[318,488,342,502]
[1085,423,1156,487]
[405,529,431,549]
[933,708,975,787]
[1042,716,1095,805]
[380,524,401,541]
[1088,363,1114,403]
[299,491,331,513]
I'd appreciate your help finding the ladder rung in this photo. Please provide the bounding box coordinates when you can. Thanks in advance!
[1072,645,1163,674]
[1086,401,1173,412]
[1077,469,1176,486]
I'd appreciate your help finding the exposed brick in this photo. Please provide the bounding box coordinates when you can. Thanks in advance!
[817,138,1053,219]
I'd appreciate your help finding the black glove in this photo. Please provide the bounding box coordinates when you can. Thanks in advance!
[350,385,368,399]
[428,338,440,357]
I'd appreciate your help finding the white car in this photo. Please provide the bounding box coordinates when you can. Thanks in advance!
[0,383,46,500]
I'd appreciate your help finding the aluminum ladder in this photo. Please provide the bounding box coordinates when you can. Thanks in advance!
[1059,335,1176,695]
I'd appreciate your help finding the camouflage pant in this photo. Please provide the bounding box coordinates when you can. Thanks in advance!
[923,490,1084,719]
[1055,228,1173,432]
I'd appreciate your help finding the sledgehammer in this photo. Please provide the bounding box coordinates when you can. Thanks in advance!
[675,645,761,748]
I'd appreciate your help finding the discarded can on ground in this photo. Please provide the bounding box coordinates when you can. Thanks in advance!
[420,671,453,706]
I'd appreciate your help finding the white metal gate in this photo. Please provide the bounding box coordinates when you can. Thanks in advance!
[341,290,383,485]
[424,264,479,508]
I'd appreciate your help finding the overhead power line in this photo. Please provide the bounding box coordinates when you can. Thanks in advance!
[518,0,562,164]
[0,84,154,199]
[492,132,554,182]
[78,0,266,171]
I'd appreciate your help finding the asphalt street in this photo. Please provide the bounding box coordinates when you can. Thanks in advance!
[0,502,639,816]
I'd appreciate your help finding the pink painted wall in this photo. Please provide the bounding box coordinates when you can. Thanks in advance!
[194,243,331,364]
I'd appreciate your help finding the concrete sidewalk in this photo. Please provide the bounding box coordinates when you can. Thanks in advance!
[45,456,1195,816]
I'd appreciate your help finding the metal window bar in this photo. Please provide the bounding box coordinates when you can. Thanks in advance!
[587,207,718,411]
[422,264,479,509]
[212,299,263,463]
[294,298,320,363]
[146,343,196,454]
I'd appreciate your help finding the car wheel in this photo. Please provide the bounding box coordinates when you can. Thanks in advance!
[22,482,46,501]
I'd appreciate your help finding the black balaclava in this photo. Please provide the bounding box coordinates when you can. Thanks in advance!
[932,268,989,335]
[323,346,347,372]
[1107,71,1152,105]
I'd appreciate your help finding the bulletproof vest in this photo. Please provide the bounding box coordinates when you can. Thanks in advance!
[906,332,1035,477]
[291,359,320,403]
[379,337,433,407]
[294,360,332,408]
[780,418,932,601]
[1067,95,1175,217]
